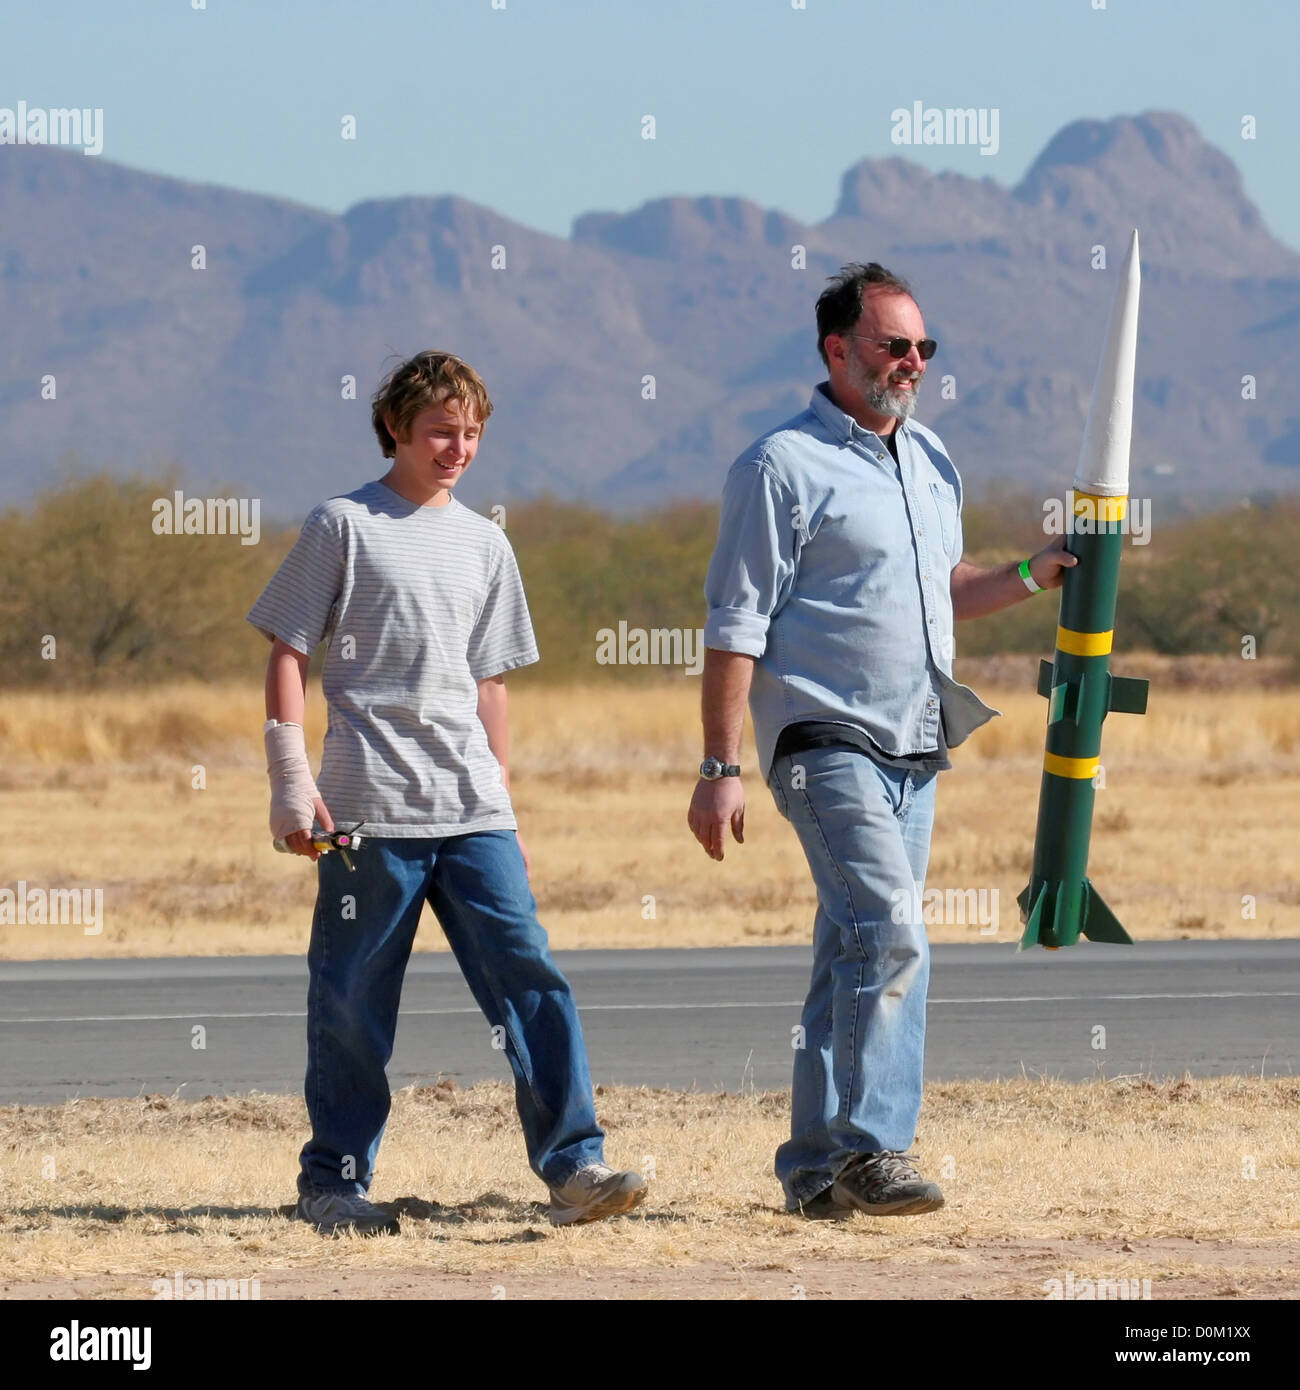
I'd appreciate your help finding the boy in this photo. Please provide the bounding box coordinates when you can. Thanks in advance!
[248,350,647,1235]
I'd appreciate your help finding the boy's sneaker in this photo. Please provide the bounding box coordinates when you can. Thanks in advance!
[831,1151,945,1216]
[293,1190,400,1237]
[547,1164,648,1227]
[789,1186,854,1221]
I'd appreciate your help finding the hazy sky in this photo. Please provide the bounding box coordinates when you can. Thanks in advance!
[3,0,1297,249]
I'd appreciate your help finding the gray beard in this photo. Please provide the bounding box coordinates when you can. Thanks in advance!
[864,381,919,420]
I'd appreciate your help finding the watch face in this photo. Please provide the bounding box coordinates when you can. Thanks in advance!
[700,758,721,780]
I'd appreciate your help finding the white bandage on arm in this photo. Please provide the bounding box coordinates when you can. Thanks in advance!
[265,721,321,839]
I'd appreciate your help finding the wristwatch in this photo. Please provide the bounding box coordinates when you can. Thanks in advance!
[699,757,741,780]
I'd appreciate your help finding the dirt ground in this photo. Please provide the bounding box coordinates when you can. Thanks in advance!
[5,1238,1295,1301]
[1,1077,1295,1301]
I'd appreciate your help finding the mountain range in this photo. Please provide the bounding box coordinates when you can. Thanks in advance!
[2,110,1297,519]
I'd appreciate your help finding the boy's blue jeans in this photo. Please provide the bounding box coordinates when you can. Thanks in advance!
[298,829,606,1196]
[766,745,937,1208]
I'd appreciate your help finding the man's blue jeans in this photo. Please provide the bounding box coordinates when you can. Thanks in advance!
[766,745,937,1207]
[298,829,606,1196]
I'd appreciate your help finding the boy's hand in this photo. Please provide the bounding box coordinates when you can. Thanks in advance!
[516,832,532,881]
[266,722,328,856]
[284,799,336,861]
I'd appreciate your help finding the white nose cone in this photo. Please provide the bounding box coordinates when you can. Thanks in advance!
[1074,228,1140,498]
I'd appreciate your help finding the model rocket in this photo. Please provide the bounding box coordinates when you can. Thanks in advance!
[1018,229,1149,950]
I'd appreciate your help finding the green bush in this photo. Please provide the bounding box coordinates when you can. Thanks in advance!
[1,473,1296,688]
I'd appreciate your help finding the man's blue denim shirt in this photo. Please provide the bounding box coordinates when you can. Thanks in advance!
[704,382,1000,779]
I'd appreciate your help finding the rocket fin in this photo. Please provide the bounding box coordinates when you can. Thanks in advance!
[1036,659,1054,699]
[1108,674,1150,716]
[1080,880,1134,945]
[1051,880,1081,946]
[1017,882,1046,951]
[1047,677,1074,725]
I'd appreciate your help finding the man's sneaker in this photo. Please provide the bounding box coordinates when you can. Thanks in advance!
[831,1151,945,1216]
[547,1164,648,1227]
[789,1187,854,1222]
[293,1190,400,1237]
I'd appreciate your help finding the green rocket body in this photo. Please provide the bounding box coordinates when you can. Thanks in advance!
[1016,502,1149,948]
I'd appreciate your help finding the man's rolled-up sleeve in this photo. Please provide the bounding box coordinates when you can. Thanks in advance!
[703,460,799,658]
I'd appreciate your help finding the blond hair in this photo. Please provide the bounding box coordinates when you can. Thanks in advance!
[370,351,494,457]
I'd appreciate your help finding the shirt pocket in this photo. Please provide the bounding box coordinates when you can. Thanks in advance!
[929,480,958,559]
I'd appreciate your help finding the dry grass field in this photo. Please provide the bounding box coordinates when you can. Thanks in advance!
[0,1076,1295,1300]
[1,665,1296,1301]
[0,664,1297,959]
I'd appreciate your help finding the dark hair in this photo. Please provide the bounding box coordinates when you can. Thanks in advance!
[815,262,915,367]
[370,350,493,458]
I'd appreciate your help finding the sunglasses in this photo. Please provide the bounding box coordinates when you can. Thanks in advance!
[850,334,938,361]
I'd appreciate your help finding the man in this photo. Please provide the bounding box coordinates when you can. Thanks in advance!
[687,263,1074,1220]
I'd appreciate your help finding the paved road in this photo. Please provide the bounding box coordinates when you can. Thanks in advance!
[0,942,1295,1103]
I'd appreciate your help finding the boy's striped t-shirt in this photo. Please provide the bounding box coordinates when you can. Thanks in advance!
[247,479,539,836]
